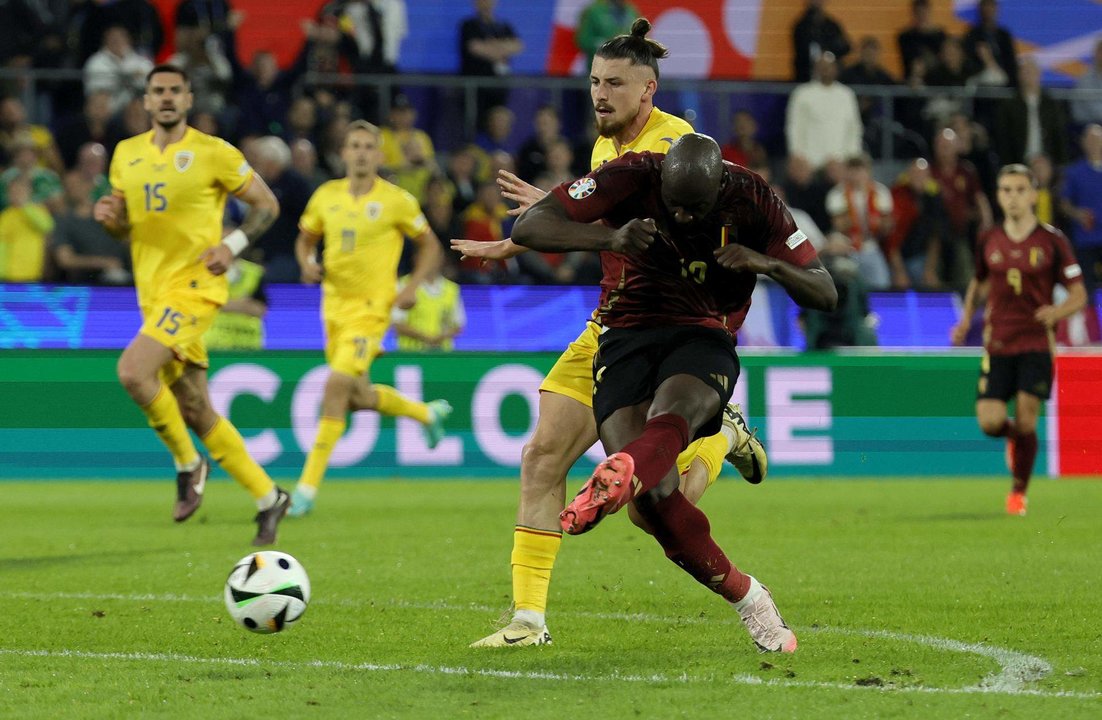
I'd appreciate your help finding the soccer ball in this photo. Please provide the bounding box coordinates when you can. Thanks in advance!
[224,551,311,634]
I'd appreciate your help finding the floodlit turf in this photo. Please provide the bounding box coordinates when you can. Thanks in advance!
[2,476,1100,719]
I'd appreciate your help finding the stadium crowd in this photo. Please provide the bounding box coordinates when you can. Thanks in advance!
[0,0,1100,341]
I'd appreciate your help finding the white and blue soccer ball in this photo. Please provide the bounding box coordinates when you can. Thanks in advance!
[224,551,311,634]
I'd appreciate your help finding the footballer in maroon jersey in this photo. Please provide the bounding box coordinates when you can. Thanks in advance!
[951,164,1087,516]
[510,133,834,654]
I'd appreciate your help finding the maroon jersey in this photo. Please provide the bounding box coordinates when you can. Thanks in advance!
[551,152,818,330]
[975,222,1083,355]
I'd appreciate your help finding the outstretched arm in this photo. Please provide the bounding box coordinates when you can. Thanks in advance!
[714,245,838,311]
[512,192,655,254]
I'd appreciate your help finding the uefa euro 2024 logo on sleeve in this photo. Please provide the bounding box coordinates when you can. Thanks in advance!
[568,177,596,200]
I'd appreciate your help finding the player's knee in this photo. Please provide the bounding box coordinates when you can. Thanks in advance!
[521,433,571,477]
[977,415,1005,437]
[116,359,149,396]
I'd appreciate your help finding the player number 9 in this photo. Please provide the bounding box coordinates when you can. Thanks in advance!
[1006,268,1022,296]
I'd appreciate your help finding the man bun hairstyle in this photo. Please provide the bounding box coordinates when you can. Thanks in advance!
[595,17,669,79]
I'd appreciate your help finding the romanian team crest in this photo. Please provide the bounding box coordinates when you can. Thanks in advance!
[568,177,596,200]
[174,150,194,173]
[365,202,383,220]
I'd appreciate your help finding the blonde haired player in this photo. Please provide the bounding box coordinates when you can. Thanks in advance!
[94,64,290,546]
[455,19,767,648]
[288,120,451,517]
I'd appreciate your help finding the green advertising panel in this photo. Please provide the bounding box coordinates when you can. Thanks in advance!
[0,350,1030,478]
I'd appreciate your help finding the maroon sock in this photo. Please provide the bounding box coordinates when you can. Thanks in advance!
[619,414,689,496]
[643,490,752,603]
[1012,431,1038,494]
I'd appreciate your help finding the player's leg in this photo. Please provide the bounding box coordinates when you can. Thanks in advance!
[627,437,722,534]
[175,364,289,544]
[471,324,602,648]
[349,376,452,449]
[291,368,356,516]
[117,333,201,476]
[1004,351,1051,515]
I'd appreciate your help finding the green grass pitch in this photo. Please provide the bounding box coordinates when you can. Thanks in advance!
[2,476,1100,719]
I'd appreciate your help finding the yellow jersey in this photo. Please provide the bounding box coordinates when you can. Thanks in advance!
[299,176,429,311]
[109,127,254,308]
[590,106,693,170]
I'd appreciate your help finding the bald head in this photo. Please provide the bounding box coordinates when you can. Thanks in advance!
[661,133,724,223]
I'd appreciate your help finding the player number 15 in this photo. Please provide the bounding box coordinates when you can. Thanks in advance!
[144,182,167,212]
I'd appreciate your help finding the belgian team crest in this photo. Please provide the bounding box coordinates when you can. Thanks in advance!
[568,177,596,199]
[174,151,194,173]
[365,202,382,220]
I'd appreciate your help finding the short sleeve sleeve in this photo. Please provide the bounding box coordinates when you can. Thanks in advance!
[550,155,648,223]
[395,190,429,237]
[299,186,326,236]
[213,139,255,195]
[1053,229,1084,287]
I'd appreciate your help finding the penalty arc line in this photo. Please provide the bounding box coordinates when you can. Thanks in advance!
[1,591,1095,700]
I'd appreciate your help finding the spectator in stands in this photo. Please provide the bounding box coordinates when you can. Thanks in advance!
[422,175,458,261]
[447,145,480,215]
[1072,39,1102,127]
[786,52,863,171]
[52,173,130,285]
[458,0,524,127]
[993,56,1069,167]
[321,0,407,75]
[929,127,992,290]
[392,265,466,351]
[720,110,766,168]
[64,142,111,205]
[800,233,878,349]
[243,136,313,283]
[963,0,1018,89]
[475,104,516,156]
[54,91,115,170]
[516,105,563,183]
[284,96,321,148]
[83,26,154,115]
[108,97,151,147]
[839,36,897,130]
[77,0,164,63]
[390,135,435,204]
[227,16,318,139]
[0,0,43,68]
[782,153,832,233]
[574,0,638,70]
[897,0,945,81]
[0,134,64,216]
[168,16,233,118]
[1060,124,1102,318]
[791,0,851,83]
[1028,152,1056,226]
[0,96,64,174]
[380,95,434,172]
[0,175,54,282]
[888,158,945,289]
[947,111,998,197]
[290,138,329,189]
[923,36,971,129]
[456,179,518,284]
[175,0,234,38]
[825,153,893,290]
[533,138,576,191]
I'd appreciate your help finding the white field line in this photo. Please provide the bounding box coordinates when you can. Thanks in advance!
[2,591,1097,700]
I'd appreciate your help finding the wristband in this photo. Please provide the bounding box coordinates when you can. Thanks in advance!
[222,228,248,257]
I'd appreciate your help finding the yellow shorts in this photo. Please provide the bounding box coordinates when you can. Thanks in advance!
[539,321,599,407]
[541,321,721,483]
[323,295,387,377]
[139,291,220,386]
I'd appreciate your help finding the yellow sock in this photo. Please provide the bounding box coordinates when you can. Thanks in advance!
[141,384,199,468]
[299,416,346,491]
[374,384,430,424]
[694,433,729,489]
[201,417,274,499]
[511,526,562,614]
